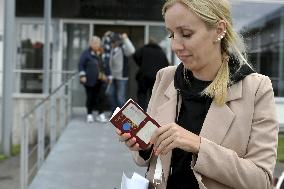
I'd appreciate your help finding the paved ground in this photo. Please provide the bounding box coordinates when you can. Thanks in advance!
[28,110,146,189]
[1,108,284,189]
[0,155,20,189]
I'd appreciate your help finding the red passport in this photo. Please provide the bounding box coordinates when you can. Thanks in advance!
[109,99,160,150]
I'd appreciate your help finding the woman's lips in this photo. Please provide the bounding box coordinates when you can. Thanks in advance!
[178,55,192,61]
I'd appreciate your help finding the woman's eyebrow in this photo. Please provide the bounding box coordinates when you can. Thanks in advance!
[166,25,193,31]
[165,27,172,32]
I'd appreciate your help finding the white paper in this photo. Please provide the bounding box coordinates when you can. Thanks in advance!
[136,121,159,144]
[109,107,121,120]
[154,156,163,184]
[121,172,149,189]
[122,103,147,126]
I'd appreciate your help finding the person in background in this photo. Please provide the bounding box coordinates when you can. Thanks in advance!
[78,36,108,123]
[133,38,169,111]
[117,0,278,188]
[102,31,115,112]
[108,32,135,112]
[102,31,113,78]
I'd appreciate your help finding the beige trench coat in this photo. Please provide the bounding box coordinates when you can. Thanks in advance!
[132,66,278,189]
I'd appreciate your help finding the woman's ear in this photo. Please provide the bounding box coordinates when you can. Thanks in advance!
[214,20,227,43]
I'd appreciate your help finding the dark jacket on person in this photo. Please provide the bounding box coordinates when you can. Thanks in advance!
[78,47,100,87]
[133,43,169,81]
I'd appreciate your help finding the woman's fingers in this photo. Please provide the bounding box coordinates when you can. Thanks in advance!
[150,124,171,144]
[125,137,137,147]
[116,128,122,135]
[129,143,141,151]
[119,132,131,142]
[116,130,141,151]
[156,134,176,155]
[153,128,172,151]
[151,123,180,156]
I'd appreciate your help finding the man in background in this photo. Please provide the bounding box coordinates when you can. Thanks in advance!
[108,32,135,112]
[133,38,169,111]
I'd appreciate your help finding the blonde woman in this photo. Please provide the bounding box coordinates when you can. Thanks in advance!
[117,0,278,188]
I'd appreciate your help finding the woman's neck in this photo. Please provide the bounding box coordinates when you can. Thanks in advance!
[192,54,224,81]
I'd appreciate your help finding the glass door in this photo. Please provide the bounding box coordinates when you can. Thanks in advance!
[62,23,90,106]
[94,25,144,102]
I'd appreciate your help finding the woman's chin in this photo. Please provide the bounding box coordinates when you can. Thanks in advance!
[182,62,194,70]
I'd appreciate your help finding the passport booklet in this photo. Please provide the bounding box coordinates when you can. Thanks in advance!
[109,99,160,149]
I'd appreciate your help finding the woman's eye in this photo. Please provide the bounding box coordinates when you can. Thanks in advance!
[168,33,174,38]
[182,34,192,38]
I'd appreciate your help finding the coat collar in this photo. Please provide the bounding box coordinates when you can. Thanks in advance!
[227,80,242,102]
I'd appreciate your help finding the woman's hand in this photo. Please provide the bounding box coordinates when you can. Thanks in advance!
[150,123,201,156]
[116,129,141,151]
[80,76,87,84]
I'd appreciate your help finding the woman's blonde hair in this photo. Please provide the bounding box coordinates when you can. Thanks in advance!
[162,0,249,106]
[90,36,101,46]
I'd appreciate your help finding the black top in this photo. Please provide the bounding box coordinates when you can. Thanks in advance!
[167,64,212,189]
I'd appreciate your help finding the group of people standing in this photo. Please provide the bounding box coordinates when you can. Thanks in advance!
[78,31,169,123]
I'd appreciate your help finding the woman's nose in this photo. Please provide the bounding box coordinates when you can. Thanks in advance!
[171,37,184,52]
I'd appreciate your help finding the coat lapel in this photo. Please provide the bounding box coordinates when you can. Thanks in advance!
[154,80,177,182]
[155,80,177,125]
[200,80,242,144]
[199,102,235,144]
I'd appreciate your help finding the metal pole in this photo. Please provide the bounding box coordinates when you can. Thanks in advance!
[50,95,56,149]
[20,117,28,189]
[1,0,15,156]
[279,10,284,96]
[37,106,45,170]
[60,87,66,133]
[67,80,72,121]
[43,0,52,94]
[144,25,149,44]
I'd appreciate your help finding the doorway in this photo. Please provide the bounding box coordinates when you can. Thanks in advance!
[63,23,145,107]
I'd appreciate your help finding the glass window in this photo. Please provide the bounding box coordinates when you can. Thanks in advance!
[231,1,284,96]
[16,23,53,93]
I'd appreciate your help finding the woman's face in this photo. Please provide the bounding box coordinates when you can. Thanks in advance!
[91,40,101,51]
[164,3,221,79]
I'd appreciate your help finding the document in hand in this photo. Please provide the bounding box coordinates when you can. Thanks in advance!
[121,172,149,189]
[109,99,160,149]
